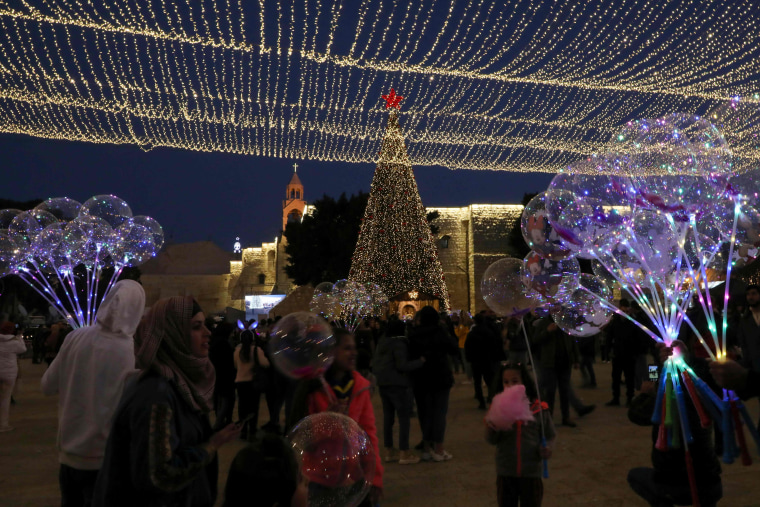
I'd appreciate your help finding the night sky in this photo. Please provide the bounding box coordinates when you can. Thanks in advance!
[0,132,553,250]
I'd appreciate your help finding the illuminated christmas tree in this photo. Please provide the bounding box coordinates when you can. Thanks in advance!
[349,89,449,310]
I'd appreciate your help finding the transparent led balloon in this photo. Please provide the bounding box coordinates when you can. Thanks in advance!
[80,194,133,229]
[627,209,680,278]
[521,192,573,260]
[521,251,580,307]
[8,209,58,257]
[269,312,335,379]
[551,289,613,337]
[131,215,165,250]
[0,209,22,231]
[480,258,534,317]
[548,162,635,258]
[556,273,613,306]
[0,232,21,276]
[288,412,376,507]
[34,197,82,222]
[113,221,158,266]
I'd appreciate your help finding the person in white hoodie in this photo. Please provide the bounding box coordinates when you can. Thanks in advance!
[0,320,26,432]
[41,279,145,507]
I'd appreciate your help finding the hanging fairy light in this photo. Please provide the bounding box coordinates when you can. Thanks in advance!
[0,0,758,173]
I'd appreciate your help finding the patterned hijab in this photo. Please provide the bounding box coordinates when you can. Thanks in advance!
[135,296,216,413]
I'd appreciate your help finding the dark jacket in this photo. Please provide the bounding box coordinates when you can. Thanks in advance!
[532,318,579,369]
[466,321,504,365]
[408,324,457,391]
[92,371,218,507]
[209,336,236,397]
[627,358,721,499]
[736,312,760,371]
[371,334,424,387]
[606,313,642,360]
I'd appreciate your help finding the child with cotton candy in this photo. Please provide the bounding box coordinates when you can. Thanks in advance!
[485,362,556,507]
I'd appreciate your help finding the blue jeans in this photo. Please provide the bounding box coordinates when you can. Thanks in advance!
[379,385,413,450]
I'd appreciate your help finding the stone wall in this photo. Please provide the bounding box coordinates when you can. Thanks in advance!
[140,274,234,314]
[468,205,523,314]
[429,207,470,313]
[431,205,522,315]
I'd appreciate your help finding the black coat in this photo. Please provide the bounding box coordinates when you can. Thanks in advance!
[92,372,218,507]
[408,324,457,391]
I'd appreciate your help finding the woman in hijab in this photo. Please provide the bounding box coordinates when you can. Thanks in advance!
[92,296,240,507]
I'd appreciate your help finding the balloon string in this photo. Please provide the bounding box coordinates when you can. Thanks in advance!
[519,318,548,479]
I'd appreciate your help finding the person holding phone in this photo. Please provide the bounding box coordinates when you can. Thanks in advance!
[92,296,241,507]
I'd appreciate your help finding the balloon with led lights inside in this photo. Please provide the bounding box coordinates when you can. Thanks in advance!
[481,258,534,317]
[268,312,335,379]
[288,412,376,507]
[521,251,580,307]
[551,286,613,337]
[521,192,573,260]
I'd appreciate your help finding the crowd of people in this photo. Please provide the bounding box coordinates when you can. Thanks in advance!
[2,280,760,506]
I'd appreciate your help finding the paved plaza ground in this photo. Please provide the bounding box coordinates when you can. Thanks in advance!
[1,359,759,506]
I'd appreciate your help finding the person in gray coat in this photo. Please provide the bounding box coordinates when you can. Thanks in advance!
[371,317,425,465]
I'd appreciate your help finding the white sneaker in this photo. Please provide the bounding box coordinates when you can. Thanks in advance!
[0,426,14,433]
[421,451,432,461]
[430,450,453,462]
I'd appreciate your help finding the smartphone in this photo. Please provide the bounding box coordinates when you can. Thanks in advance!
[235,413,256,426]
[648,364,660,382]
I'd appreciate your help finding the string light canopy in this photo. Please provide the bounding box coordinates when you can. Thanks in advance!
[0,0,758,173]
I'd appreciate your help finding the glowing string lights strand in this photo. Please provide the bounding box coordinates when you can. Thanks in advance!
[0,0,759,172]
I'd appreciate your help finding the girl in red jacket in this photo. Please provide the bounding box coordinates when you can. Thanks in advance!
[288,328,383,505]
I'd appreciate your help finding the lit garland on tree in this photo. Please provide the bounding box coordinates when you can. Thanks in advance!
[349,89,449,310]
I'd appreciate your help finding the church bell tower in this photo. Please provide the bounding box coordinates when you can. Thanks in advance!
[282,163,306,232]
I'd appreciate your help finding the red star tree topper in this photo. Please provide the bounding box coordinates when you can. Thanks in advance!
[348,91,450,310]
[381,88,403,109]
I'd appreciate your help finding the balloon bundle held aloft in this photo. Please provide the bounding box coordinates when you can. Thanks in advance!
[0,195,162,328]
[267,313,376,507]
[481,102,760,494]
[309,280,387,331]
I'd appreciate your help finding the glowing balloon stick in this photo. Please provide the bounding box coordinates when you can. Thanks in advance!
[721,201,742,358]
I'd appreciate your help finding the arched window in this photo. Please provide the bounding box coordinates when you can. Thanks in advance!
[258,274,266,284]
[287,210,302,223]
[267,250,276,268]
[440,235,451,248]
[290,189,295,199]
[296,190,300,199]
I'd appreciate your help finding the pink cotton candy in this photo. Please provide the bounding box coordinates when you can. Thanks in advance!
[485,385,535,431]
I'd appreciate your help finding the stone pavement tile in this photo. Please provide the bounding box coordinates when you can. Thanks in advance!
[3,360,760,506]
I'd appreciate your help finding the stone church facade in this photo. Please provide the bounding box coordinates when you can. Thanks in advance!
[140,171,522,316]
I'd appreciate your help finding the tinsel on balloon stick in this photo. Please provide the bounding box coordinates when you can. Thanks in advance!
[348,90,449,310]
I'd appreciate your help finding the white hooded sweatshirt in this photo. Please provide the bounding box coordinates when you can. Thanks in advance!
[41,280,145,470]
[0,332,25,380]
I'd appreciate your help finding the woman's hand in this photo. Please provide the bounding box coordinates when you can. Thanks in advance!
[539,445,552,459]
[209,423,241,451]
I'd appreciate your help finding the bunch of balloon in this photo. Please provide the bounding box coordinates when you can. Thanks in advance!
[309,280,387,331]
[530,105,760,503]
[268,312,376,507]
[0,195,162,328]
